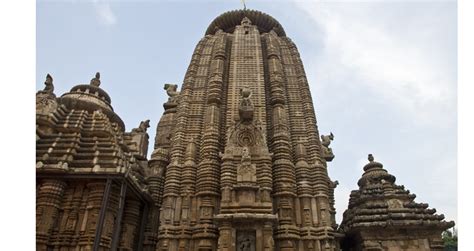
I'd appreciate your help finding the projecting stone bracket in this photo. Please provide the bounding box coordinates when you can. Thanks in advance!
[321,132,335,161]
[322,150,335,162]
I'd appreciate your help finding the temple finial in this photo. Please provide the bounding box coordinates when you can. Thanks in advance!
[90,72,101,87]
[368,154,374,162]
[241,0,247,10]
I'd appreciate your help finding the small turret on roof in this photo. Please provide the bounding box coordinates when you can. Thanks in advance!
[339,154,455,251]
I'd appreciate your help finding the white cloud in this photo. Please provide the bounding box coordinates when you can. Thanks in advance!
[293,1,456,127]
[93,1,117,26]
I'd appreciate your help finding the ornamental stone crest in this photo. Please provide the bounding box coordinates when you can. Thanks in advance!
[164,83,180,103]
[36,74,57,115]
[321,132,335,161]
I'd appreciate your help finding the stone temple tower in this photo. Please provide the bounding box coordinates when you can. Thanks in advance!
[36,8,454,251]
[149,9,340,251]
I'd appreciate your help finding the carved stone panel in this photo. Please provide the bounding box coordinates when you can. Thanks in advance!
[236,230,256,251]
[237,162,256,183]
[36,92,57,115]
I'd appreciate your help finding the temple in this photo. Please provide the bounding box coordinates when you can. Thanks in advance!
[36,9,454,251]
[339,155,454,251]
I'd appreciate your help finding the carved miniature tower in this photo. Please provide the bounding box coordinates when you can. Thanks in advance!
[150,10,339,251]
[339,155,455,251]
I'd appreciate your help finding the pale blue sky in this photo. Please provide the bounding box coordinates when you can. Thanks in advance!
[37,0,457,224]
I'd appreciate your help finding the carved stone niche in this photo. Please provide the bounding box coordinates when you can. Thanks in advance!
[200,206,213,219]
[387,198,403,209]
[237,230,256,251]
[303,208,312,226]
[231,146,262,209]
[237,147,257,183]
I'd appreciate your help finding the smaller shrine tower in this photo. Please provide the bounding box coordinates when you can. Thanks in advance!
[36,73,154,251]
[339,154,455,251]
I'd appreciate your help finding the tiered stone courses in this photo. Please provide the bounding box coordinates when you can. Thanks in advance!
[36,9,454,251]
[339,155,455,251]
[36,72,153,251]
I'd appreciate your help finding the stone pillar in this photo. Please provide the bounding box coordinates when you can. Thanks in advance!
[143,148,168,251]
[193,30,228,250]
[36,179,67,251]
[76,181,110,251]
[264,33,298,250]
[119,198,142,250]
[262,222,275,251]
[217,222,233,251]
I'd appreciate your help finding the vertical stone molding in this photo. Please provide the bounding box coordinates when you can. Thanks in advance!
[36,179,67,251]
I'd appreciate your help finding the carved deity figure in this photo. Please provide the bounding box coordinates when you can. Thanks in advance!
[256,120,267,145]
[242,147,251,162]
[178,239,188,251]
[66,211,78,231]
[132,119,150,133]
[387,199,403,209]
[218,231,230,250]
[321,132,334,147]
[304,209,311,224]
[237,147,256,183]
[239,238,251,251]
[240,87,252,107]
[265,235,274,250]
[164,83,180,103]
[320,208,327,223]
[239,87,254,121]
[36,74,58,114]
[321,132,335,160]
[43,73,54,93]
[90,72,101,87]
[161,239,169,250]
